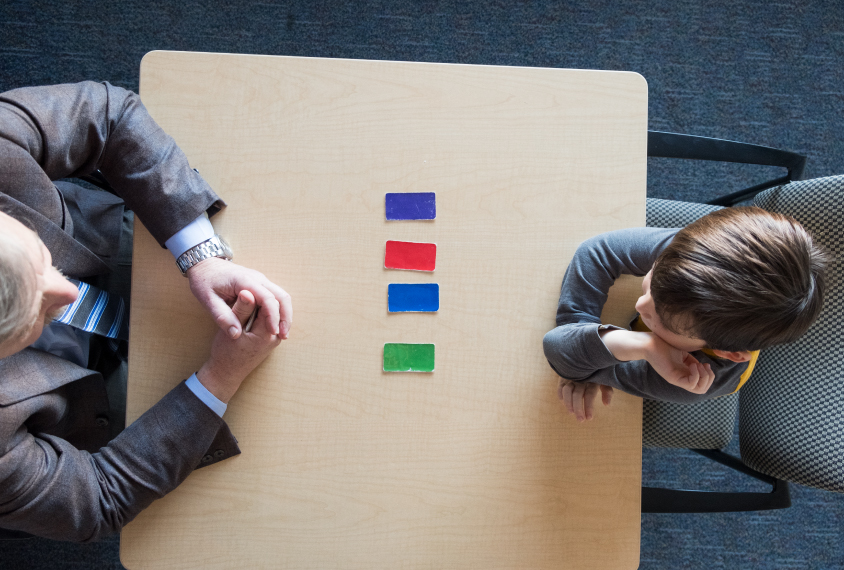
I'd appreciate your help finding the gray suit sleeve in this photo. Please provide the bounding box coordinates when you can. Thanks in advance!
[0,81,225,245]
[541,227,746,403]
[0,382,239,542]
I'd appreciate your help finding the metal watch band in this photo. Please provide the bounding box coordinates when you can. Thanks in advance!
[176,235,232,275]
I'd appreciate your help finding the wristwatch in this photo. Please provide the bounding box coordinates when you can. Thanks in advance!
[176,234,234,275]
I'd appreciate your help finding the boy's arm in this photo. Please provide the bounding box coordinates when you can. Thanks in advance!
[571,350,745,404]
[600,329,715,394]
[552,228,678,328]
[543,227,745,403]
[545,322,745,404]
[543,227,677,379]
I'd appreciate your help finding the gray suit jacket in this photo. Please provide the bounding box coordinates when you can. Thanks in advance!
[0,82,240,542]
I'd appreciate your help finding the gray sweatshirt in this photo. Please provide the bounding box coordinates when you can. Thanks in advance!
[542,227,747,404]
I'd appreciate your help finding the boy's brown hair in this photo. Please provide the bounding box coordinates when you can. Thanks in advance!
[651,206,830,352]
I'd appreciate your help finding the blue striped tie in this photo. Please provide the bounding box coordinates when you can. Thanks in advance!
[55,279,129,341]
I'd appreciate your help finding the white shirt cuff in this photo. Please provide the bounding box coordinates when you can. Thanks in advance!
[165,214,215,259]
[185,373,228,418]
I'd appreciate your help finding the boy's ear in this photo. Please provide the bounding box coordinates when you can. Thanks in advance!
[711,349,753,363]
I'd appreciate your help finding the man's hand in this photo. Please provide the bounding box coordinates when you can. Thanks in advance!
[644,335,715,394]
[197,290,282,403]
[187,257,292,340]
[558,379,613,422]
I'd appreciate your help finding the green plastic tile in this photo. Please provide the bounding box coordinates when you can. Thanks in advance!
[383,343,435,372]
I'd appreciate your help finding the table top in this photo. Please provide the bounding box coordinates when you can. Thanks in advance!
[123,51,648,570]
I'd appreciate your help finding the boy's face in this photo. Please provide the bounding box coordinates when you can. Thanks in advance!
[635,268,707,352]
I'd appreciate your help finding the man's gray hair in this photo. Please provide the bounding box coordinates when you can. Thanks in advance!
[0,231,35,346]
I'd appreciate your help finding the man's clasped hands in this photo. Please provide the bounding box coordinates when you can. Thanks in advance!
[186,257,292,404]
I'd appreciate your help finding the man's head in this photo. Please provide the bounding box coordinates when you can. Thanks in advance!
[638,206,830,355]
[0,211,79,359]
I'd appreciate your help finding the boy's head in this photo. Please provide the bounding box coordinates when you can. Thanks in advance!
[647,206,830,353]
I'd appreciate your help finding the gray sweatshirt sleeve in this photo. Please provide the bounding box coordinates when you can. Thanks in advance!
[542,227,746,404]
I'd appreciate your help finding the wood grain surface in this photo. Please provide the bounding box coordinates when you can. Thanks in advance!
[123,51,648,570]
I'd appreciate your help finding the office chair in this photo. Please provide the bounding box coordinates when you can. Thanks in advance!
[640,132,843,513]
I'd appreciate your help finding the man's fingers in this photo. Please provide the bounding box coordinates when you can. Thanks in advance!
[278,292,293,339]
[245,281,292,339]
[231,290,257,326]
[245,285,280,336]
[206,293,247,339]
[259,297,282,336]
[261,281,293,339]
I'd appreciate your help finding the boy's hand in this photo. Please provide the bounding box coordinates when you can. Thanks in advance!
[600,329,715,395]
[644,334,715,394]
[558,378,613,422]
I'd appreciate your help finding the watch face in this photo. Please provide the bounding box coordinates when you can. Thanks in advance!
[217,235,234,259]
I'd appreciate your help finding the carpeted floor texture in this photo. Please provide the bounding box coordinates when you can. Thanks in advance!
[1,1,842,568]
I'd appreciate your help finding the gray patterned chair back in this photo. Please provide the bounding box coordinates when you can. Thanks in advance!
[643,198,738,449]
[740,176,844,492]
[644,177,844,494]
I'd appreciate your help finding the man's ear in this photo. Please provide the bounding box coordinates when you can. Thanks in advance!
[711,349,753,363]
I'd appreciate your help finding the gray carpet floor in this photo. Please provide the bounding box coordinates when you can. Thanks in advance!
[1,1,843,568]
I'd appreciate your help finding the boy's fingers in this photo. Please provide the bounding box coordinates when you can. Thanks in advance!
[703,363,715,392]
[692,363,713,394]
[702,363,712,387]
[583,383,599,420]
[562,382,575,415]
[683,352,700,366]
[601,385,614,406]
[688,362,702,392]
[571,383,586,421]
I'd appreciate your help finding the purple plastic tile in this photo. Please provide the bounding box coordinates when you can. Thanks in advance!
[385,192,436,221]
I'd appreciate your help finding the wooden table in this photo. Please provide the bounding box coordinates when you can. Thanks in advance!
[123,51,648,570]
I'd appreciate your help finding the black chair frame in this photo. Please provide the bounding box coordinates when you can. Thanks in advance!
[647,131,807,206]
[642,449,791,513]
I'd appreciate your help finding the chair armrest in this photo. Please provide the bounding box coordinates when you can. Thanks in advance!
[647,131,808,206]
